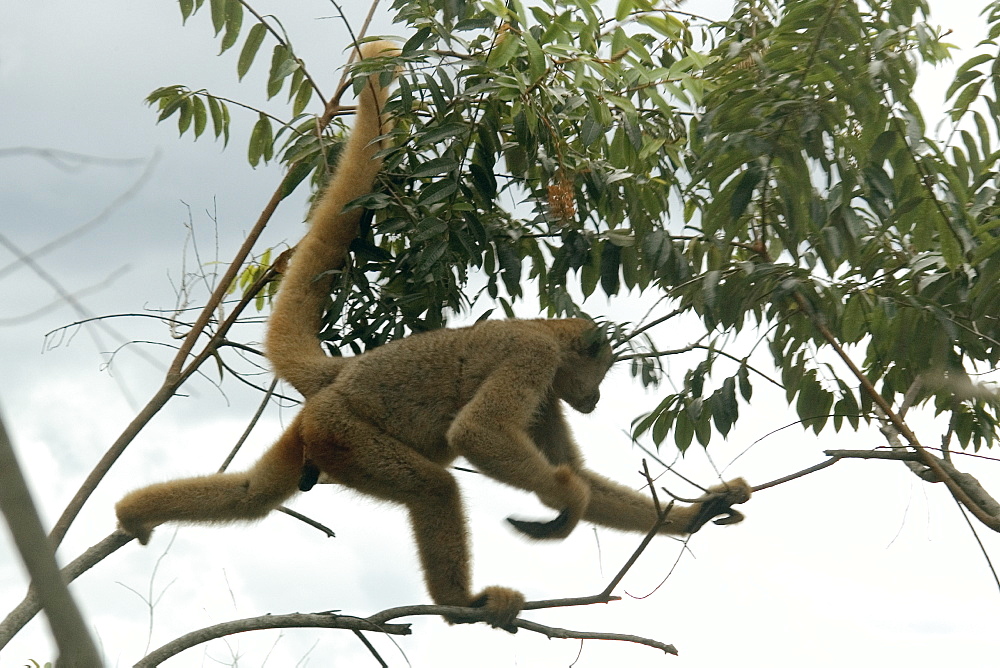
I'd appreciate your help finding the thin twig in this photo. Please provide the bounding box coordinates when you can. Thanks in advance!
[236,0,326,101]
[218,378,278,472]
[275,507,336,538]
[352,629,388,668]
[953,498,1000,594]
[600,502,674,598]
[750,456,843,493]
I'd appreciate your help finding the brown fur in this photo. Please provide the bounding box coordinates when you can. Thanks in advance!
[115,40,751,631]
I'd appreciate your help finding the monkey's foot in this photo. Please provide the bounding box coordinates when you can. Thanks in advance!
[115,496,156,545]
[468,586,525,632]
[116,515,154,545]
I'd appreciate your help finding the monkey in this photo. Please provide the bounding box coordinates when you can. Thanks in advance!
[115,39,752,632]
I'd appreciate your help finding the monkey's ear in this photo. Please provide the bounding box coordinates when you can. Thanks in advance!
[579,328,609,358]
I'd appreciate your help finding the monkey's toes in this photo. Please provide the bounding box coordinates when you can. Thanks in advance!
[470,585,525,632]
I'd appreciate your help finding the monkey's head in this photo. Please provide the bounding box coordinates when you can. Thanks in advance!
[553,327,613,414]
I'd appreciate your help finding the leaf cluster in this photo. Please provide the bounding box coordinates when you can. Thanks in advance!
[158,0,1000,453]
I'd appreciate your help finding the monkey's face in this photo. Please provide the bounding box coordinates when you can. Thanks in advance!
[553,340,613,414]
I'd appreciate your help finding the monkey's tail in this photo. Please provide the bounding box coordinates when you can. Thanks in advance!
[265,40,400,398]
[115,417,306,545]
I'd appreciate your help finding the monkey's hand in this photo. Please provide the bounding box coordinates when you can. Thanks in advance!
[684,477,752,534]
[508,465,591,540]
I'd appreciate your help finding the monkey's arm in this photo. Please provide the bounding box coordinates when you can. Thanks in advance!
[579,471,751,535]
[447,347,592,539]
[511,396,750,537]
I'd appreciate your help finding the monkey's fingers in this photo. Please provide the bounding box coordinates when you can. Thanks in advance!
[712,507,745,525]
[506,509,571,539]
[685,496,745,533]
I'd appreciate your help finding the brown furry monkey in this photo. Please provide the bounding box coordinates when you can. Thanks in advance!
[116,40,751,631]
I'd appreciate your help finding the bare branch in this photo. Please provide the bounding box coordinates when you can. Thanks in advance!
[0,410,103,666]
[823,449,918,461]
[137,596,678,666]
[953,498,1000,594]
[514,618,677,655]
[825,448,1000,522]
[0,531,133,645]
[135,612,411,667]
[750,456,842,493]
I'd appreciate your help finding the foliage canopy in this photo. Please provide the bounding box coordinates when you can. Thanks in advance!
[155,0,1000,464]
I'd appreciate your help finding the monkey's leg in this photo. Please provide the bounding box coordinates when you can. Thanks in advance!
[579,470,751,535]
[116,422,304,544]
[302,416,524,630]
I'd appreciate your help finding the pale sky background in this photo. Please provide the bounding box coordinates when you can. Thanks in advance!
[1,1,999,667]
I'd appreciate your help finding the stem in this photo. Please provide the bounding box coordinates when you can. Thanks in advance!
[801,302,1000,531]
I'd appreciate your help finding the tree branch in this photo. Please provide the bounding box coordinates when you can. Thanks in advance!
[825,448,1000,519]
[795,295,1000,532]
[0,411,102,666]
[136,596,678,666]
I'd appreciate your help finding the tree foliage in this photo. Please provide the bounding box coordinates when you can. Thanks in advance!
[153,0,1000,508]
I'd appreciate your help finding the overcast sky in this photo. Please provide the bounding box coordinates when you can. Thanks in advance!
[2,1,999,667]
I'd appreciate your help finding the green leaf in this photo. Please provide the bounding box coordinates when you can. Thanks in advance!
[248,114,272,167]
[402,26,432,55]
[279,161,313,200]
[207,95,224,138]
[418,179,459,206]
[267,44,291,98]
[177,99,193,135]
[411,156,459,179]
[209,0,226,35]
[600,241,621,296]
[292,79,313,116]
[219,0,243,54]
[179,0,194,23]
[487,31,520,68]
[469,163,497,201]
[238,23,267,81]
[496,241,522,297]
[523,29,545,81]
[674,410,694,451]
[730,166,761,220]
[580,110,605,147]
[737,363,752,401]
[192,96,207,138]
[936,217,963,268]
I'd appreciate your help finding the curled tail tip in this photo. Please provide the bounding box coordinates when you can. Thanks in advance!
[355,39,401,60]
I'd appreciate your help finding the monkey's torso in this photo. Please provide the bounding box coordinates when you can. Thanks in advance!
[301,319,572,467]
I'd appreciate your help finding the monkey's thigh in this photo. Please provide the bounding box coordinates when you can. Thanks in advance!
[301,414,458,506]
[302,414,474,606]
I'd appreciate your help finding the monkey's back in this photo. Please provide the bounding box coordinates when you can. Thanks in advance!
[306,320,562,460]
